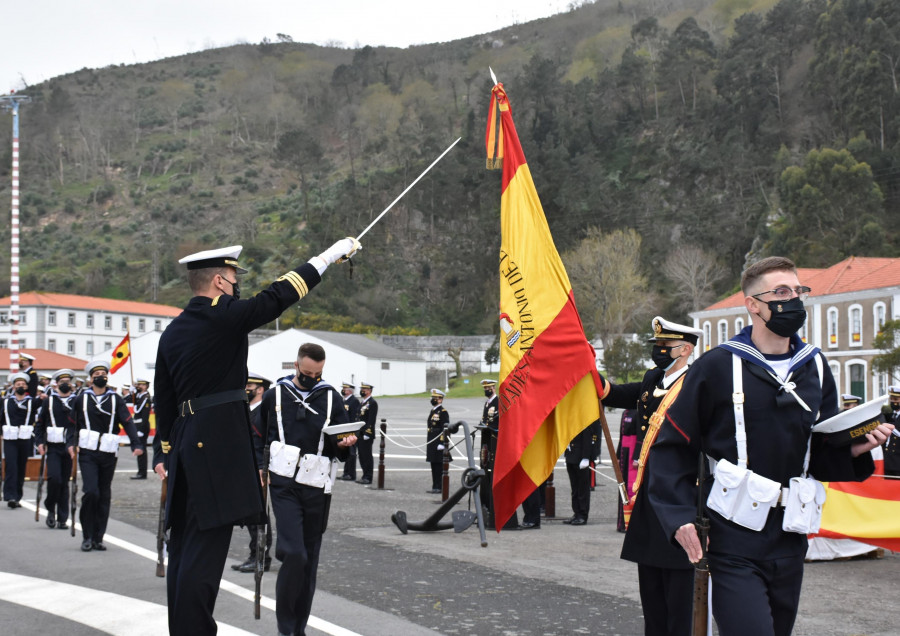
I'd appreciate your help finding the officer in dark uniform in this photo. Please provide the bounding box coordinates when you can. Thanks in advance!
[563,423,594,526]
[841,394,862,410]
[3,371,36,508]
[18,353,39,397]
[258,343,356,636]
[600,316,701,636]
[339,382,360,481]
[128,377,153,479]
[356,381,378,484]
[153,238,359,636]
[75,360,145,551]
[478,379,516,529]
[35,368,77,529]
[425,388,450,493]
[233,371,273,573]
[883,386,900,476]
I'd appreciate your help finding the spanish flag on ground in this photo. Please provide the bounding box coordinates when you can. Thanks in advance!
[110,334,131,374]
[487,81,605,530]
[811,447,900,551]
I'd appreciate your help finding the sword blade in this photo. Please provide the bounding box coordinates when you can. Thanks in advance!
[357,137,462,240]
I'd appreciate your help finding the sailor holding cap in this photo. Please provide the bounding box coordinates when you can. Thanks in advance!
[153,237,360,635]
[35,369,78,528]
[356,382,378,484]
[76,360,145,551]
[884,386,900,476]
[425,388,450,493]
[128,378,153,479]
[3,371,36,508]
[339,382,361,481]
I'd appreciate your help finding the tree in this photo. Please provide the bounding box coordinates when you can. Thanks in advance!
[664,246,725,314]
[447,345,463,379]
[274,129,328,221]
[602,336,648,383]
[484,336,499,372]
[872,319,900,380]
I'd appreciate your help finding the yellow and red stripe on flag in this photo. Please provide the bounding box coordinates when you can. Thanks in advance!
[110,334,131,374]
[810,448,900,551]
[487,82,605,530]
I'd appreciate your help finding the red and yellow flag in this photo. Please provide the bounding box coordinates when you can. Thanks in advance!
[487,82,605,530]
[110,334,131,374]
[810,449,900,551]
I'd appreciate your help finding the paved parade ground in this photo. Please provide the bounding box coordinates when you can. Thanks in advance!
[2,397,898,635]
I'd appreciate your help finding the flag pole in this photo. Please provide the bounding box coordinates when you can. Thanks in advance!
[126,318,135,391]
[597,401,629,504]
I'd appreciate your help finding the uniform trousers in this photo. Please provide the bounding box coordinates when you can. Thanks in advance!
[166,465,234,636]
[565,462,591,521]
[636,563,693,636]
[270,481,328,636]
[341,445,357,479]
[134,420,150,476]
[522,488,542,525]
[429,461,442,490]
[44,444,72,522]
[708,552,804,636]
[3,438,31,502]
[357,438,374,480]
[79,450,118,542]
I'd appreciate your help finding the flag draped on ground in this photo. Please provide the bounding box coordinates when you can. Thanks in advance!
[109,334,131,374]
[487,81,605,530]
[811,447,900,551]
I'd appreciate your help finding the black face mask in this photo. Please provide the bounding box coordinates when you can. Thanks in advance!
[484,389,494,398]
[92,376,108,389]
[763,297,807,338]
[58,382,71,394]
[651,345,676,370]
[296,373,319,391]
[231,280,241,300]
[430,398,439,406]
[15,386,27,396]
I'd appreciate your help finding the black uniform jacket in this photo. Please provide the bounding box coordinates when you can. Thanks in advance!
[257,379,350,483]
[3,395,36,429]
[603,367,665,458]
[74,390,143,452]
[154,263,321,531]
[565,424,594,465]
[882,408,900,473]
[343,395,360,429]
[426,404,450,463]
[35,393,76,447]
[129,391,153,426]
[358,396,378,439]
[649,332,875,561]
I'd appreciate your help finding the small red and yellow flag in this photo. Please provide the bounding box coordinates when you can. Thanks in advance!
[110,334,131,374]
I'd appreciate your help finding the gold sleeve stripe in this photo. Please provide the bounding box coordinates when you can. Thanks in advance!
[277,271,309,298]
[211,295,221,307]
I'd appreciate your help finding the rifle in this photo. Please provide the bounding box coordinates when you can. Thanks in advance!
[35,453,47,522]
[156,476,168,577]
[692,453,710,636]
[255,443,270,620]
[70,449,78,537]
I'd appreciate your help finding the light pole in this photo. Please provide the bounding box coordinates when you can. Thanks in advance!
[1,92,31,373]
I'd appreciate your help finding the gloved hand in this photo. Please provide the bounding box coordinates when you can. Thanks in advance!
[363,435,370,441]
[320,237,361,265]
[437,444,445,451]
[579,458,589,470]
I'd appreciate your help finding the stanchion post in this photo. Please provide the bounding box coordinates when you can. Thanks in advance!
[441,425,450,502]
[377,418,387,490]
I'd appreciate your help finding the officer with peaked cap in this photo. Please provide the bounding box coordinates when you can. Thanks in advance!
[599,315,702,636]
[339,382,361,481]
[884,386,900,476]
[356,381,378,484]
[35,369,78,528]
[425,388,450,493]
[76,360,145,550]
[3,371,36,507]
[153,237,360,635]
[128,377,153,479]
[841,394,862,410]
[18,352,38,397]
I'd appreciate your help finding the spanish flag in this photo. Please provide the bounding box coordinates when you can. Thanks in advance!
[110,334,131,374]
[487,82,605,530]
[811,447,900,551]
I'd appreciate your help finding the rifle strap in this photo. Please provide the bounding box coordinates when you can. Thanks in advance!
[630,374,687,500]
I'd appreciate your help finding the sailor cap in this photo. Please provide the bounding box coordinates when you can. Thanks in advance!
[9,372,29,384]
[431,388,445,398]
[178,245,248,274]
[648,316,703,345]
[247,372,272,390]
[481,379,497,387]
[841,394,862,406]
[360,382,373,390]
[53,369,75,382]
[889,386,900,398]
[135,377,151,385]
[85,359,110,375]
[341,382,356,389]
[18,352,35,362]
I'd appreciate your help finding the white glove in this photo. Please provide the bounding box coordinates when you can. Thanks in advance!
[321,237,361,265]
[579,458,589,469]
[137,432,145,438]
[363,435,370,441]
[437,444,445,451]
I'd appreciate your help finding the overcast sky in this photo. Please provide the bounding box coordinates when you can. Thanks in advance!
[2,1,571,92]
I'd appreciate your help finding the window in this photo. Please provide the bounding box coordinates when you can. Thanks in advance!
[0,310,7,324]
[139,318,146,332]
[87,313,94,328]
[874,302,887,336]
[381,362,391,370]
[104,341,111,351]
[18,339,26,348]
[829,361,840,392]
[67,340,75,355]
[104,316,112,330]
[735,317,744,333]
[68,312,76,327]
[799,320,808,343]
[47,339,56,352]
[849,305,862,346]
[282,361,294,370]
[703,322,712,352]
[122,317,128,331]
[827,308,838,348]
[878,372,888,397]
[18,311,27,325]
[154,319,162,331]
[48,310,57,326]
[0,339,6,348]
[86,342,94,356]
[848,362,866,401]
[717,320,728,344]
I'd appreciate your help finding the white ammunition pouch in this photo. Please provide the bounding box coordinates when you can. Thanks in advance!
[269,440,302,478]
[98,432,120,455]
[3,397,34,440]
[782,476,826,534]
[81,393,118,453]
[3,424,19,439]
[46,427,66,444]
[78,429,101,450]
[708,458,781,531]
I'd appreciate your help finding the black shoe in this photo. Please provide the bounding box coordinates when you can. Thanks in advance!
[46,511,56,528]
[232,557,254,571]
[340,474,355,481]
[562,516,576,525]
[92,541,107,551]
[357,478,372,485]
[81,540,93,552]
[569,517,587,526]
[130,474,147,480]
[426,488,441,494]
[238,558,272,573]
[7,501,20,509]
[520,521,540,530]
[57,521,69,530]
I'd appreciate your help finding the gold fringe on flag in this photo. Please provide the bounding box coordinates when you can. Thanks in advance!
[485,83,509,170]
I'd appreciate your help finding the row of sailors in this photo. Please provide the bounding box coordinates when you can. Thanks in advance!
[2,360,148,552]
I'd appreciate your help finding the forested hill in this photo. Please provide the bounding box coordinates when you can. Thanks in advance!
[1,0,898,337]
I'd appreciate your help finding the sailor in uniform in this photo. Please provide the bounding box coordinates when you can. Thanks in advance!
[2,372,36,508]
[129,377,153,479]
[425,388,450,493]
[18,353,39,397]
[883,386,900,476]
[339,382,360,481]
[841,394,862,411]
[75,360,145,551]
[153,238,359,635]
[356,381,378,484]
[34,369,77,528]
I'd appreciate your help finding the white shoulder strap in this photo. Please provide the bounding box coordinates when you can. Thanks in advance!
[3,398,9,427]
[275,383,286,443]
[49,395,58,429]
[732,354,748,469]
[316,390,333,455]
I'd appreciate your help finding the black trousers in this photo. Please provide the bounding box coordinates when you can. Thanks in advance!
[429,461,442,489]
[522,488,541,525]
[44,444,72,522]
[341,445,357,478]
[3,438,30,502]
[566,462,591,520]
[636,564,694,636]
[270,482,328,636]
[708,552,804,636]
[357,438,374,480]
[134,419,150,476]
[166,467,233,636]
[78,450,117,542]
